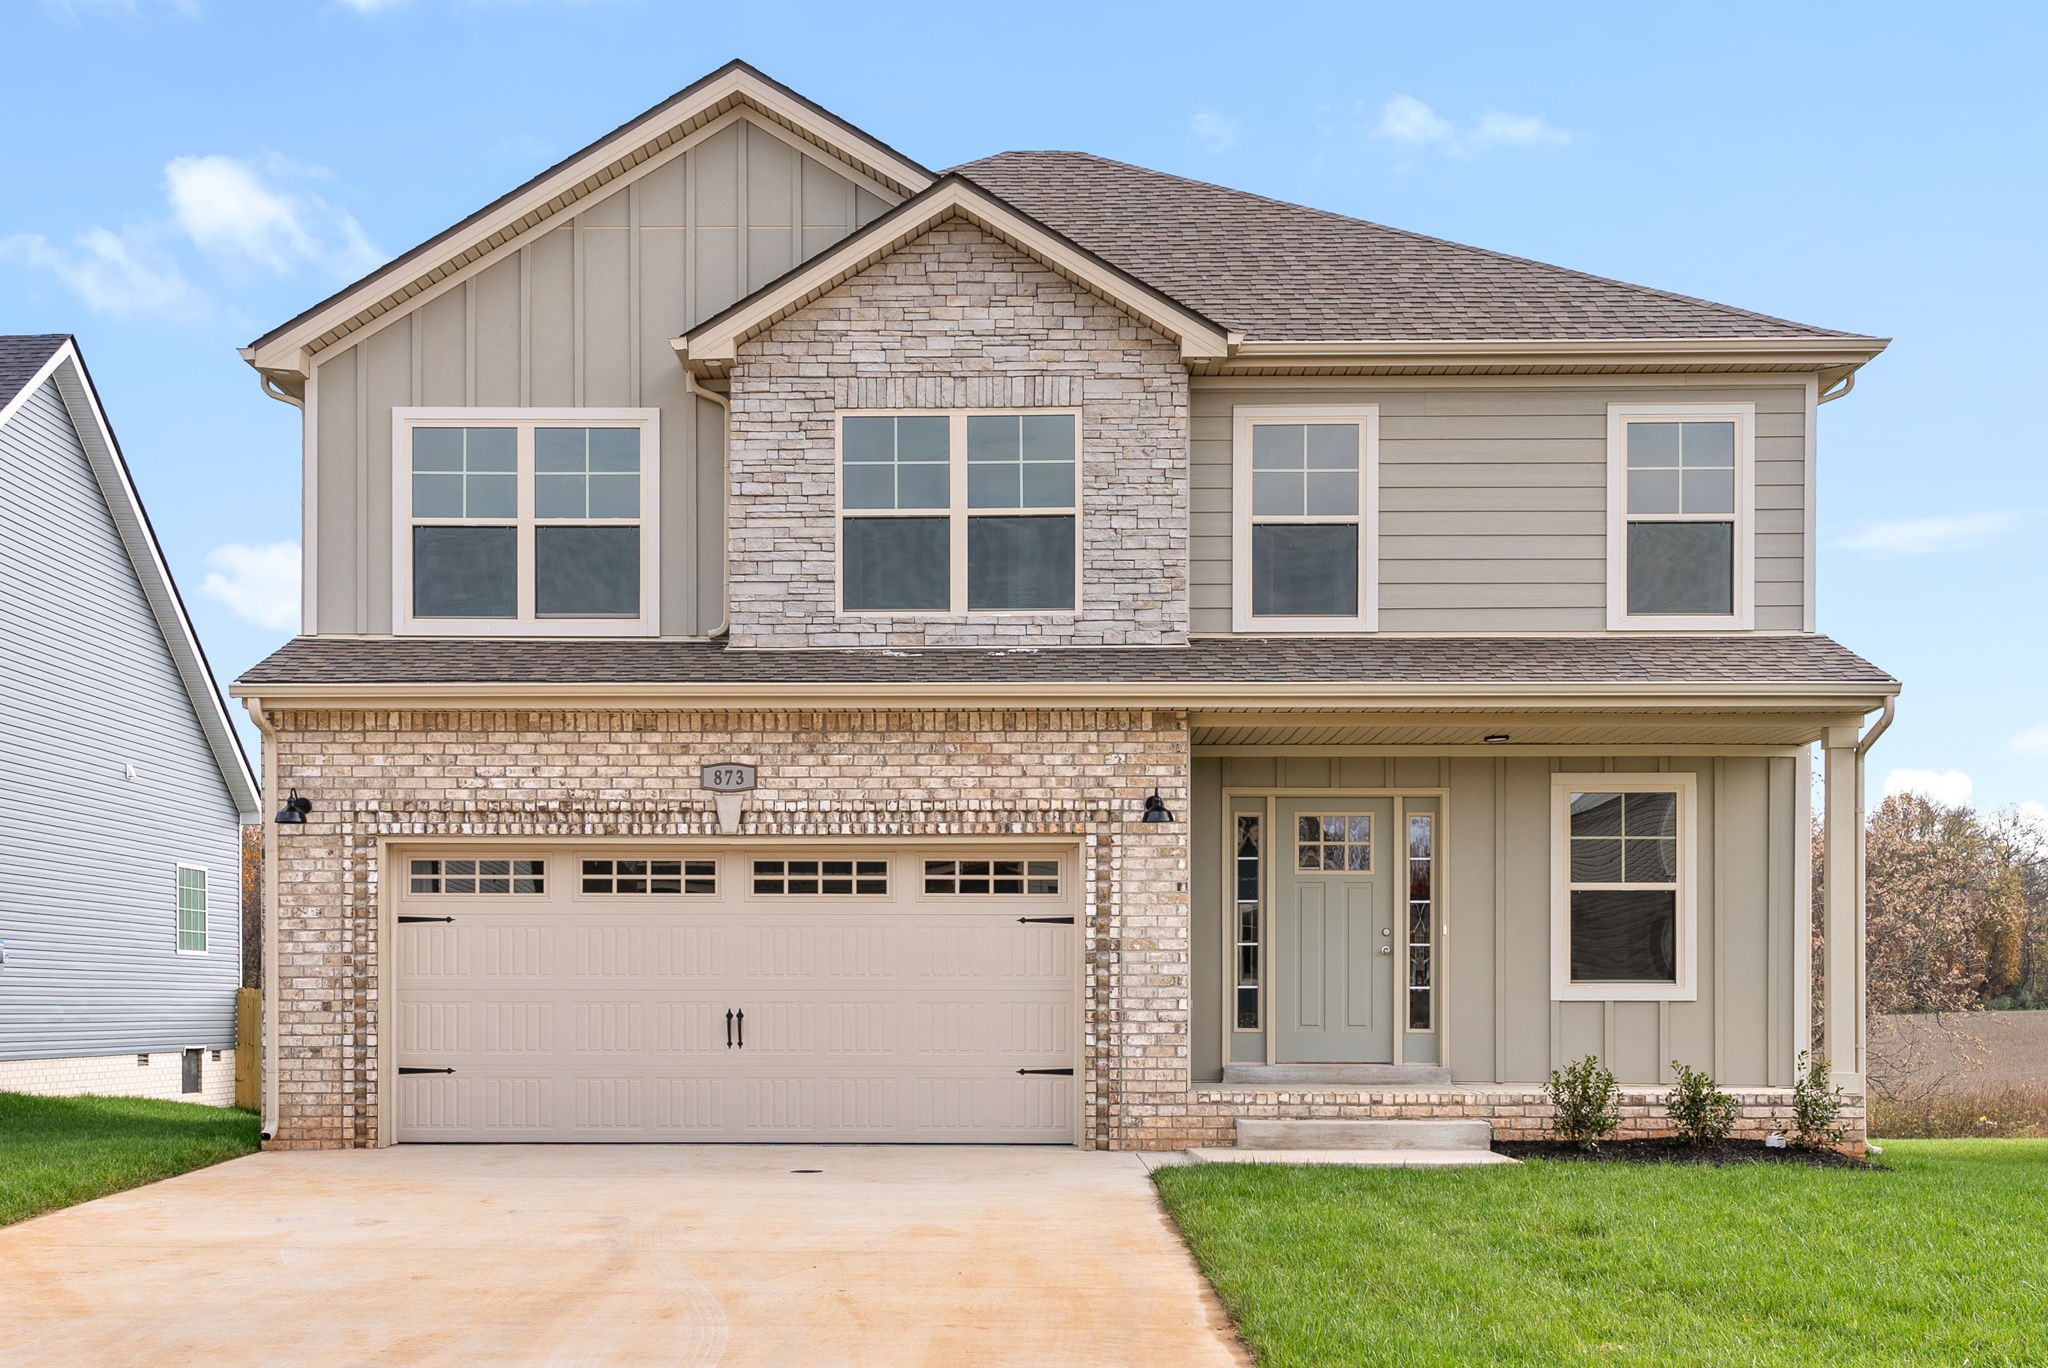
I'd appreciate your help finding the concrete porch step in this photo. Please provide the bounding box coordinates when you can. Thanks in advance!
[1218,1063,1453,1088]
[1234,1118,1493,1152]
[1187,1147,1517,1168]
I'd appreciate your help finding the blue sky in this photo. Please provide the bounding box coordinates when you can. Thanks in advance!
[4,0,2043,816]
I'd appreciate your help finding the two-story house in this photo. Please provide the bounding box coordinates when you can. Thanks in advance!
[233,62,1894,1153]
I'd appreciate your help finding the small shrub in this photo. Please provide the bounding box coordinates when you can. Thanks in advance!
[1665,1060,1738,1145]
[1546,1054,1620,1150]
[1792,1050,1848,1150]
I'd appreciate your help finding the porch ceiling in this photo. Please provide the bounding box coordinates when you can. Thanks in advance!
[1190,707,1857,750]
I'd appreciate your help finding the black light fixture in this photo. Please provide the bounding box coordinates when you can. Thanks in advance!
[1140,792,1173,824]
[274,790,313,825]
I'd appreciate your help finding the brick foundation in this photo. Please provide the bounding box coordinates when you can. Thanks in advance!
[0,1049,237,1108]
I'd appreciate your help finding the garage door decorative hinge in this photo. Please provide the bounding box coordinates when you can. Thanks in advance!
[1016,1067,1074,1076]
[398,1067,456,1075]
[397,916,455,924]
[1016,915,1075,925]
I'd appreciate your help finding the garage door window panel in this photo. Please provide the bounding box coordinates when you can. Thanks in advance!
[752,859,889,895]
[581,858,716,895]
[922,858,1061,895]
[409,857,547,895]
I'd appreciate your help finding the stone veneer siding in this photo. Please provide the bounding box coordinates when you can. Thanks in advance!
[724,218,1191,648]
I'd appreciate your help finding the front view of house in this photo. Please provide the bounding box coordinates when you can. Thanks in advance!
[234,62,1893,1152]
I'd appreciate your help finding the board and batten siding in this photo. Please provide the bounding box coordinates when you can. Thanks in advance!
[309,116,895,636]
[0,379,243,1060]
[1189,752,1806,1088]
[1190,382,1810,633]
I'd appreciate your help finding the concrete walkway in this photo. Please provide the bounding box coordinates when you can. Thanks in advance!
[0,1146,1244,1368]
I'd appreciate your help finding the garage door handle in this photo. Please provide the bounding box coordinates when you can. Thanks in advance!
[736,1009,745,1049]
[397,916,454,924]
[725,1009,733,1049]
[1017,1068,1074,1076]
[398,1067,455,1076]
[1017,916,1075,925]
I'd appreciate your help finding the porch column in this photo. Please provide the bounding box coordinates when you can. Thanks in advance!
[1821,725,1866,1090]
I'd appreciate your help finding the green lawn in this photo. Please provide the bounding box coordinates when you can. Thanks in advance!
[1154,1141,2048,1368]
[0,1092,260,1227]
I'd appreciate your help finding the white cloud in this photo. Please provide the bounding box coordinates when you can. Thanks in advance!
[1884,768,1975,807]
[1371,95,1569,159]
[165,154,382,277]
[1835,512,2019,556]
[1189,110,1240,154]
[2018,801,2048,837]
[2007,723,2048,758]
[201,542,301,631]
[0,227,208,319]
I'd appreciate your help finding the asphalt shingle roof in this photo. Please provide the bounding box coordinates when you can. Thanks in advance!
[239,635,1894,690]
[953,152,1869,345]
[0,335,69,410]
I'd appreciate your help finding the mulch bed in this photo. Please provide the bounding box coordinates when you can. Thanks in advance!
[1494,1138,1882,1169]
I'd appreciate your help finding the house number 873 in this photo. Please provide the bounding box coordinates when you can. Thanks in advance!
[701,764,758,793]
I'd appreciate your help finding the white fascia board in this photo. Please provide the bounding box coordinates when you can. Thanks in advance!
[678,181,1234,367]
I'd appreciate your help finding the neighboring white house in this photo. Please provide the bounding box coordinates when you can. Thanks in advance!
[0,335,260,1106]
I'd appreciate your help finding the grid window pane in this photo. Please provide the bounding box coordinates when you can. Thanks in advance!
[412,427,517,517]
[408,858,546,894]
[968,415,1074,512]
[1296,814,1371,873]
[843,517,949,610]
[580,858,715,895]
[413,526,516,618]
[176,867,207,952]
[752,859,888,895]
[536,526,639,617]
[843,416,950,511]
[922,857,1061,895]
[967,515,1074,611]
[1564,789,1681,986]
[1628,521,1734,616]
[1252,524,1358,617]
[534,428,641,520]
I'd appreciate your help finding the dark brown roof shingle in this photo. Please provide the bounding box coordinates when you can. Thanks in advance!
[239,635,1894,691]
[0,335,69,410]
[953,152,1870,345]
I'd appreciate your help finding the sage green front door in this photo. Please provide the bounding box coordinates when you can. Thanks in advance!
[1274,798,1396,1063]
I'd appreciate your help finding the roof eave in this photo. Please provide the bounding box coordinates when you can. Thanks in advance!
[1198,336,1890,378]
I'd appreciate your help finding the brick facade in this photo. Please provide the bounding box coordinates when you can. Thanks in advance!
[724,218,1190,648]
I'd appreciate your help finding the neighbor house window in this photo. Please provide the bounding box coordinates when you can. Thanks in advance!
[1607,404,1753,629]
[396,409,659,635]
[1550,774,1696,1001]
[839,411,1079,614]
[1232,405,1377,632]
[175,865,207,954]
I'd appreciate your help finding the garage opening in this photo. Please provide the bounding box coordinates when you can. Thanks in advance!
[391,846,1079,1143]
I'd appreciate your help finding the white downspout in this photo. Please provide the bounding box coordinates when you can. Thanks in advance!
[685,369,732,640]
[247,698,282,1142]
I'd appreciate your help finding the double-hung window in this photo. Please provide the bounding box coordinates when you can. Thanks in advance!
[1231,405,1378,631]
[838,410,1079,615]
[396,409,659,635]
[1607,403,1753,629]
[1550,774,1696,1001]
[175,865,207,954]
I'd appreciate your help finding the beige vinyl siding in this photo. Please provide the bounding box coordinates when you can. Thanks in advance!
[1190,751,1805,1088]
[307,117,894,635]
[1190,382,1810,633]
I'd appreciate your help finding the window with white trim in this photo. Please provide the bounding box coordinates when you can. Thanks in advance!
[1607,404,1754,629]
[175,865,207,954]
[1550,774,1696,1001]
[838,411,1079,615]
[1232,406,1378,631]
[395,409,659,635]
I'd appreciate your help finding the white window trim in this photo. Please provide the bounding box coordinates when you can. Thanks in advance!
[834,408,1084,619]
[392,407,661,637]
[174,863,208,956]
[1549,773,1698,1002]
[1230,404,1380,633]
[1606,402,1755,631]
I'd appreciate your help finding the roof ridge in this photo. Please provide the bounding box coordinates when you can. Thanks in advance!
[954,150,1869,341]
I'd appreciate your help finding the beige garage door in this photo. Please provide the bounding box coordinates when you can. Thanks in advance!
[391,847,1078,1143]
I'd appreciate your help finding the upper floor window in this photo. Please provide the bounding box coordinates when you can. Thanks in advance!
[838,411,1079,615]
[1607,403,1754,630]
[394,409,659,636]
[1231,405,1378,631]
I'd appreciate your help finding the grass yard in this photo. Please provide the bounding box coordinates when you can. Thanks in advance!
[0,1092,260,1227]
[1155,1141,2048,1368]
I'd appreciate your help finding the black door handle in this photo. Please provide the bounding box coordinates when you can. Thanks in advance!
[725,1009,733,1049]
[736,1009,745,1049]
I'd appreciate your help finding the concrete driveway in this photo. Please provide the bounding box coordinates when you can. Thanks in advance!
[1,1145,1243,1367]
